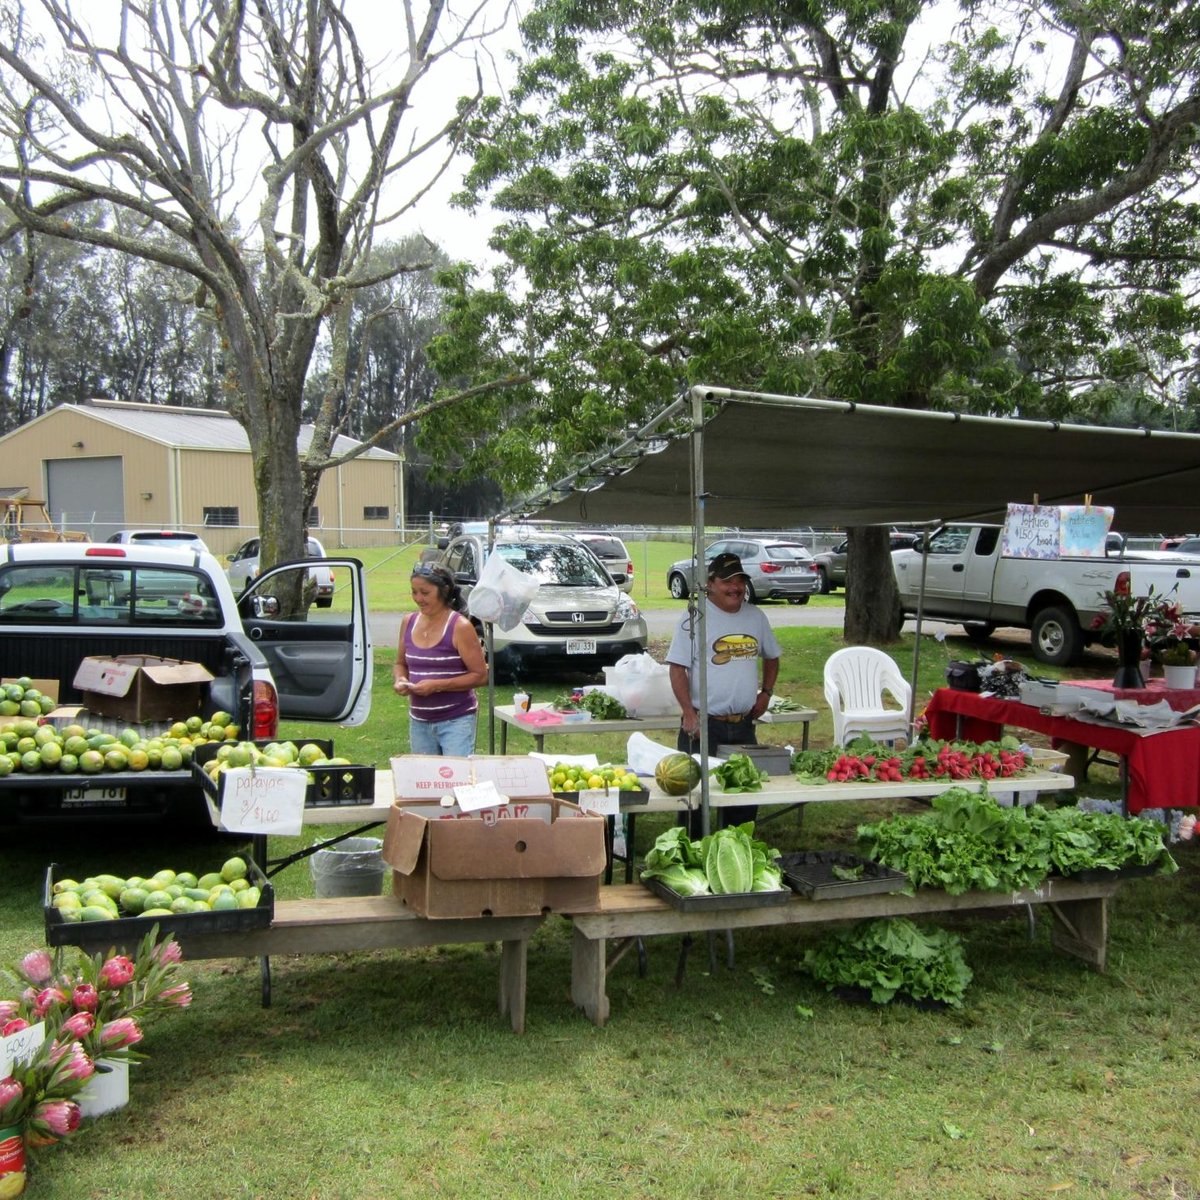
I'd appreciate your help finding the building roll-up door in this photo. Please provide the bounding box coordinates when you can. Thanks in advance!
[47,456,124,540]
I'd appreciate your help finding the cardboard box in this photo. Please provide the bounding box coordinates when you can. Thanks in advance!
[72,655,214,723]
[383,755,606,918]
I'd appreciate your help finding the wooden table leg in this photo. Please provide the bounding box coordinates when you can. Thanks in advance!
[1048,896,1108,971]
[497,938,528,1033]
[570,924,610,1027]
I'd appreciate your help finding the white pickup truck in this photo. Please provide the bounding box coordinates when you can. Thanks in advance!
[0,541,372,825]
[892,523,1200,665]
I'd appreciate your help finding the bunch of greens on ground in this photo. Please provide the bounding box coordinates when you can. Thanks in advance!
[858,789,1175,894]
[802,917,973,1008]
[642,822,784,895]
[712,752,768,792]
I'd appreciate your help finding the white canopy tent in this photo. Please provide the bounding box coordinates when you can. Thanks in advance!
[506,387,1200,831]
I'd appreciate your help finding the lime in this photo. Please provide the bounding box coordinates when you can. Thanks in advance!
[160,746,183,770]
[0,756,12,778]
[20,750,42,773]
[126,748,150,770]
[185,715,203,732]
[119,887,149,914]
[209,710,233,728]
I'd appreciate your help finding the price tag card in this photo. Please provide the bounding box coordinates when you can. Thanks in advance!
[452,779,505,813]
[575,788,620,815]
[218,768,306,836]
[1001,503,1061,559]
[1,1020,46,1076]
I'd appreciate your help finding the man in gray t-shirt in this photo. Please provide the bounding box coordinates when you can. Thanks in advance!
[666,552,781,830]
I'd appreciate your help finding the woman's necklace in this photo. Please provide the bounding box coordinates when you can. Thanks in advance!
[413,608,450,647]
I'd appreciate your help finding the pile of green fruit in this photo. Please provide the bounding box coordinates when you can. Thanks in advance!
[0,710,239,776]
[545,761,646,793]
[0,677,57,717]
[201,739,352,784]
[50,855,260,922]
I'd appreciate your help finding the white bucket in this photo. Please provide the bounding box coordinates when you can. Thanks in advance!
[79,1057,130,1118]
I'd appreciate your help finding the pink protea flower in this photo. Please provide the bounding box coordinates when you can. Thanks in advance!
[0,1075,22,1111]
[0,1000,18,1022]
[98,955,136,989]
[71,982,99,1013]
[0,1018,29,1037]
[60,1010,96,1040]
[33,986,69,1018]
[48,1041,94,1084]
[151,939,183,966]
[19,949,54,985]
[30,1097,82,1138]
[161,983,192,1008]
[99,1017,143,1050]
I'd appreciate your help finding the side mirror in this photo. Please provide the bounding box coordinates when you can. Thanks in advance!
[252,595,280,618]
[436,537,450,550]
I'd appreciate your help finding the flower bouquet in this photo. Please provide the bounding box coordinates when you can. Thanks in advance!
[1091,575,1181,687]
[0,925,191,1185]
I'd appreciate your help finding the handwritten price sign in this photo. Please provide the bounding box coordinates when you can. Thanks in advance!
[218,769,306,835]
[1,1020,46,1076]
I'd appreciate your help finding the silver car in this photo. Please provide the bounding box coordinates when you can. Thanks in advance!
[227,535,335,608]
[666,537,820,603]
[570,531,634,593]
[439,528,647,678]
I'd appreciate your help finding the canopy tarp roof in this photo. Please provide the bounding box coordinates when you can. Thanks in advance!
[527,389,1200,532]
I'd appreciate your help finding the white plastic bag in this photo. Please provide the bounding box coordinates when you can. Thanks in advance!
[605,652,677,717]
[467,550,540,631]
[626,732,676,777]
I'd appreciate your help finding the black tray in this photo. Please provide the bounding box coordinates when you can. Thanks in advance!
[640,872,792,911]
[552,786,651,807]
[44,858,274,947]
[780,851,909,900]
[1055,860,1162,883]
[192,739,375,808]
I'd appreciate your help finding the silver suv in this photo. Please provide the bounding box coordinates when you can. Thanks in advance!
[571,531,634,593]
[438,528,647,678]
[666,537,820,603]
[227,536,335,608]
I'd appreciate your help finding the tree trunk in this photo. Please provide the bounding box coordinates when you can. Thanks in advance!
[844,526,903,645]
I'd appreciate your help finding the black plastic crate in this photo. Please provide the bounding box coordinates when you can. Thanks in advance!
[192,738,374,808]
[44,858,273,947]
[779,851,909,900]
[640,872,792,911]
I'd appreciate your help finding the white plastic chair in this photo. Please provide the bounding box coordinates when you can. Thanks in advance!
[823,647,913,746]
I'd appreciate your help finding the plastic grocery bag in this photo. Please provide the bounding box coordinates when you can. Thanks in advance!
[467,550,539,631]
[605,652,677,717]
[626,732,676,777]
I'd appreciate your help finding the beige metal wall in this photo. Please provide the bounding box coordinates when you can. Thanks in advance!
[0,408,403,553]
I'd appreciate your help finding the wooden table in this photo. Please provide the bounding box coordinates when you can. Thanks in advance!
[493,703,817,753]
[567,877,1117,1026]
[62,893,541,1033]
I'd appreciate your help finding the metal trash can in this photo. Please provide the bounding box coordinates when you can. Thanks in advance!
[309,836,385,898]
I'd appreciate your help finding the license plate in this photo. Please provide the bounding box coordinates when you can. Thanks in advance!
[566,638,597,655]
[62,786,128,807]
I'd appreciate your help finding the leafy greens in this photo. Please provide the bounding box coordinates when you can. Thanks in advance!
[642,822,785,895]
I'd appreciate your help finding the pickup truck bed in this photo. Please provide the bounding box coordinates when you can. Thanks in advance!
[0,542,372,827]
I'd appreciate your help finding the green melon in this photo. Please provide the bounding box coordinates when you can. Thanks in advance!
[655,752,702,796]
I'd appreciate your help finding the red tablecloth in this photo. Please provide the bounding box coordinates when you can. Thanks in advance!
[923,688,1200,813]
[1066,677,1200,713]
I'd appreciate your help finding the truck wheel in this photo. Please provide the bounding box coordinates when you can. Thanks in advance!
[668,573,688,600]
[1031,605,1083,666]
[962,622,996,643]
[816,567,832,594]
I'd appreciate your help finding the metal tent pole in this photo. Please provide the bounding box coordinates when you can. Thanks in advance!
[690,387,711,837]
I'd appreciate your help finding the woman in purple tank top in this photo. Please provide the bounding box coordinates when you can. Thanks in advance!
[393,564,488,756]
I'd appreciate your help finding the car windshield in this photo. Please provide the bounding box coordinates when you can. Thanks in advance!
[498,541,610,587]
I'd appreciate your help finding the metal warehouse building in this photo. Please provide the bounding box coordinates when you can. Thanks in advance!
[0,399,403,554]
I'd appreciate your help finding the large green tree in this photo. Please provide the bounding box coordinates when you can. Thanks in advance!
[0,0,518,567]
[431,0,1200,641]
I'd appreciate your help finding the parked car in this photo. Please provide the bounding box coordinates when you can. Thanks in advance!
[437,527,647,678]
[1167,536,1200,556]
[570,531,634,593]
[813,531,922,594]
[105,529,209,552]
[226,535,335,607]
[666,538,820,603]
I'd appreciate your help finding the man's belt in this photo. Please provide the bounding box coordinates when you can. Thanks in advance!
[710,712,750,723]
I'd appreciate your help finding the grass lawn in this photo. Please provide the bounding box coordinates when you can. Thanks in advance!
[4,625,1200,1198]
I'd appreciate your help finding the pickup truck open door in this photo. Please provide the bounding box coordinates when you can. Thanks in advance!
[237,556,373,725]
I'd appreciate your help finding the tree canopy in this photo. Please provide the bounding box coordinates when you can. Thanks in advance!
[431,0,1200,639]
[0,0,518,565]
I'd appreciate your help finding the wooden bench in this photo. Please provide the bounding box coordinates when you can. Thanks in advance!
[568,879,1119,1026]
[63,896,543,1034]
